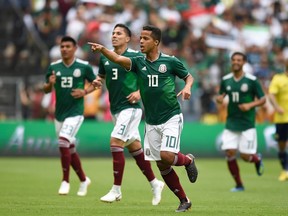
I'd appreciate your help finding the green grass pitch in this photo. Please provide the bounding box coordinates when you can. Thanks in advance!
[0,157,287,216]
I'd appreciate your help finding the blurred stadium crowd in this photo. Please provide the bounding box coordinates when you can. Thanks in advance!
[0,0,287,123]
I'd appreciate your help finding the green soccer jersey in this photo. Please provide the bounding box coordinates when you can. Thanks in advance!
[130,53,189,125]
[98,48,142,115]
[219,73,265,131]
[45,58,96,121]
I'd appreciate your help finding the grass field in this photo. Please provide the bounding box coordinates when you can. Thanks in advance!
[0,157,287,216]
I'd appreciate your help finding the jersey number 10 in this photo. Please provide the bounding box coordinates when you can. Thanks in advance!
[147,75,158,87]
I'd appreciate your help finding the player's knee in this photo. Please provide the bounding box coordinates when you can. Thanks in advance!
[156,161,171,171]
[160,151,174,165]
[110,137,124,148]
[240,153,250,161]
[225,149,236,158]
[58,137,70,148]
[69,144,76,154]
[110,145,124,153]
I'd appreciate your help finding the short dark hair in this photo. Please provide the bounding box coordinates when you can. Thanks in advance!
[61,36,77,46]
[114,23,132,37]
[142,25,162,44]
[231,52,247,61]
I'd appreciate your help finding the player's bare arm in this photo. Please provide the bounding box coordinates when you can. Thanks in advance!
[88,42,131,70]
[238,96,266,111]
[177,74,193,100]
[43,71,56,93]
[268,93,284,115]
[126,90,141,104]
[92,75,105,89]
[216,93,226,104]
[71,82,101,99]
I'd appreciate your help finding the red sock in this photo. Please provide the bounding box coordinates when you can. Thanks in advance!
[248,154,260,163]
[227,158,243,186]
[71,152,86,182]
[111,146,125,185]
[59,147,71,182]
[160,167,186,201]
[173,152,191,166]
[130,148,155,182]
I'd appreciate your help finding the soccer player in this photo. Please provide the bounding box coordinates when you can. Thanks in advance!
[268,59,288,181]
[94,24,164,205]
[43,36,98,196]
[216,52,266,192]
[89,25,198,212]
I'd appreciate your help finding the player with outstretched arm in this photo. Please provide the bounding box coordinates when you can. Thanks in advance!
[89,25,198,212]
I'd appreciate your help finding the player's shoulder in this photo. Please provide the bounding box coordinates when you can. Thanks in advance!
[50,59,62,66]
[272,72,285,79]
[126,48,140,54]
[126,48,143,57]
[222,73,233,80]
[160,52,174,58]
[75,58,90,65]
[244,72,257,81]
[160,53,181,64]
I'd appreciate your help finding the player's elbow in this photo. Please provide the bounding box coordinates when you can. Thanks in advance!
[259,97,266,106]
[43,84,52,94]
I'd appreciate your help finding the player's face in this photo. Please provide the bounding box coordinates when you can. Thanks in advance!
[112,27,129,48]
[231,55,245,72]
[60,41,76,60]
[139,30,155,53]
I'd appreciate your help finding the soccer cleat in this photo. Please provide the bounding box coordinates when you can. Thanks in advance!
[278,170,288,181]
[58,181,70,195]
[185,154,198,183]
[230,185,245,192]
[151,180,165,206]
[255,153,264,176]
[100,189,122,203]
[175,197,192,212]
[77,177,91,196]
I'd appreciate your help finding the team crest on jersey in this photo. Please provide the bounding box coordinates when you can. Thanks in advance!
[56,71,61,76]
[226,86,231,91]
[73,69,81,77]
[158,64,167,73]
[241,83,248,92]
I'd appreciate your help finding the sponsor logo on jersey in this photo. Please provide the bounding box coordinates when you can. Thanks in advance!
[142,66,147,70]
[56,71,61,76]
[241,83,248,92]
[145,148,151,156]
[104,61,109,65]
[73,69,81,77]
[158,64,167,73]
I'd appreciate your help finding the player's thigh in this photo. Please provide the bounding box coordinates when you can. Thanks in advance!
[144,124,162,161]
[111,108,142,146]
[54,119,63,137]
[59,115,84,143]
[275,123,288,142]
[221,129,240,150]
[160,114,183,154]
[239,128,257,154]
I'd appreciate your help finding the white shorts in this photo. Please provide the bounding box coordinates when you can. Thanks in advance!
[54,115,84,144]
[111,108,142,146]
[221,128,257,154]
[144,114,183,161]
